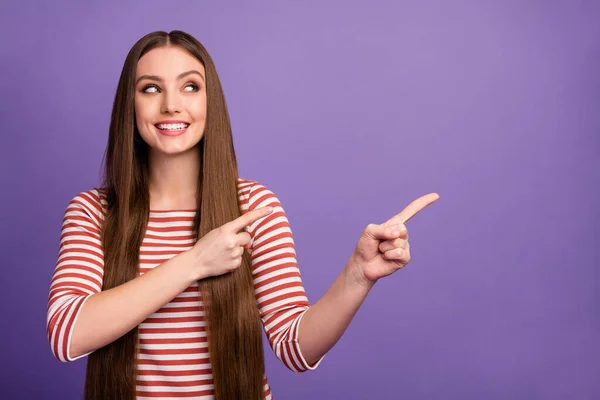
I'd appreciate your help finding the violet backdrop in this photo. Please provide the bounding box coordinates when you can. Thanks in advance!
[1,0,599,399]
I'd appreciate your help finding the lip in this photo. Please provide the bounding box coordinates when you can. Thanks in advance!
[154,120,190,137]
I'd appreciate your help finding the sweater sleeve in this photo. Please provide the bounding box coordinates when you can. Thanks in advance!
[46,190,105,362]
[247,182,324,373]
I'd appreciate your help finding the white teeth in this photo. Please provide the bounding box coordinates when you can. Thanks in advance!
[156,123,189,130]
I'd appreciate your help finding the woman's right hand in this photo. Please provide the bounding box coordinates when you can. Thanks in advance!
[188,206,274,280]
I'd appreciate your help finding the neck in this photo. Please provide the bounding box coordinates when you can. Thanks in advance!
[148,146,200,210]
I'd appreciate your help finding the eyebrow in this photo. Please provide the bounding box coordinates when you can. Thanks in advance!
[135,70,205,85]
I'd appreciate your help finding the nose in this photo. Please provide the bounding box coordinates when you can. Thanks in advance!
[161,90,182,114]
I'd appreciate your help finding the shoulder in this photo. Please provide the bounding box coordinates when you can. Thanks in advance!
[237,178,282,211]
[65,187,108,223]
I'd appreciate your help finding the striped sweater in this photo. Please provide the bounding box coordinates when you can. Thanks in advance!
[46,179,322,399]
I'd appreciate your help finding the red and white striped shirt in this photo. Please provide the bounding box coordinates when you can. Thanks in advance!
[46,178,322,399]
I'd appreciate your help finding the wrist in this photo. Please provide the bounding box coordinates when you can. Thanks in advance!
[178,249,204,283]
[344,256,376,291]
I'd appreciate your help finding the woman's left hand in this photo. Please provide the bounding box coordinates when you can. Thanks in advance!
[349,193,440,287]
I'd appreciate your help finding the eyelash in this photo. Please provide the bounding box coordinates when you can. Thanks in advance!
[141,83,200,93]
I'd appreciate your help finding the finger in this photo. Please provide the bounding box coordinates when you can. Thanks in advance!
[231,247,245,259]
[378,238,408,253]
[226,207,274,232]
[390,224,408,239]
[382,247,410,263]
[235,232,252,247]
[364,223,405,241]
[385,192,439,226]
[228,257,243,271]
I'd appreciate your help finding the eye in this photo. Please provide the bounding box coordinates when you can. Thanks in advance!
[142,84,160,93]
[184,83,200,92]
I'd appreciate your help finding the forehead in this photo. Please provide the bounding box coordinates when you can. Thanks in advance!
[136,46,205,78]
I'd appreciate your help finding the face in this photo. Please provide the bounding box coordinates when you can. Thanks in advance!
[134,46,207,155]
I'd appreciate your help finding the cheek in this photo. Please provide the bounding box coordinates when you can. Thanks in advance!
[134,98,144,124]
[134,98,155,141]
[189,98,207,121]
[135,97,150,121]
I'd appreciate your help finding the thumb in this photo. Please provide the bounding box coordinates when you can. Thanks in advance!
[363,223,402,241]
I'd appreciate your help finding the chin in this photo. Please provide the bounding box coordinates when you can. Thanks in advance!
[153,139,203,156]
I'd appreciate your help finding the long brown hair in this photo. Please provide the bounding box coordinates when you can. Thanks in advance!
[84,30,265,400]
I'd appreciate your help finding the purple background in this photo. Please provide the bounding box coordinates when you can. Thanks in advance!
[1,0,599,399]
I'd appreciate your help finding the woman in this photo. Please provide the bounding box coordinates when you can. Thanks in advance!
[46,30,438,400]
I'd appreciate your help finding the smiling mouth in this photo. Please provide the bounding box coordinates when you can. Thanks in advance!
[154,122,190,136]
[155,122,190,131]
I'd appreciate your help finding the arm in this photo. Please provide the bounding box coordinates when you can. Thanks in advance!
[296,261,373,365]
[298,193,441,364]
[246,183,376,368]
[46,191,198,361]
[246,183,323,372]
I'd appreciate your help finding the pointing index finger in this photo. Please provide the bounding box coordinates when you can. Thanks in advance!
[385,193,439,226]
[226,206,274,232]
